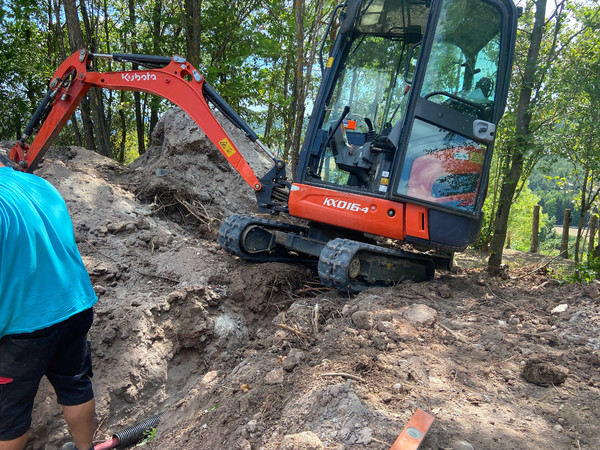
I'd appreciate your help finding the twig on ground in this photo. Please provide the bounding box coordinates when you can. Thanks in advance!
[437,322,471,345]
[277,323,310,342]
[483,282,516,308]
[322,372,366,383]
[371,436,393,447]
[311,303,319,335]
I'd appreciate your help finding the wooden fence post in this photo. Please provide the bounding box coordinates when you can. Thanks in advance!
[530,205,540,253]
[561,209,571,259]
[589,215,597,259]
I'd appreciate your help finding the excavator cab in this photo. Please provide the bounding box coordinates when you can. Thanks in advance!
[291,0,517,254]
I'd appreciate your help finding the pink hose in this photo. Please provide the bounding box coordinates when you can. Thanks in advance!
[93,437,120,450]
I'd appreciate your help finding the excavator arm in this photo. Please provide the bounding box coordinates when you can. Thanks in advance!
[10,49,288,212]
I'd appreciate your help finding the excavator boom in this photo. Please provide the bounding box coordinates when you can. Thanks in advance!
[10,50,288,212]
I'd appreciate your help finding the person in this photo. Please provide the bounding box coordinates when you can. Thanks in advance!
[0,153,98,450]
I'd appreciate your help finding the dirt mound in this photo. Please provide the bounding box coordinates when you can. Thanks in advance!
[3,110,600,449]
[127,107,273,234]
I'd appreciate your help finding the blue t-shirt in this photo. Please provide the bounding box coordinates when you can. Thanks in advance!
[0,167,97,338]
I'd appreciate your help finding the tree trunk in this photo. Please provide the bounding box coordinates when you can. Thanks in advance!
[589,215,597,260]
[118,91,127,163]
[63,0,96,151]
[183,0,202,67]
[128,0,145,155]
[150,0,163,135]
[488,0,547,275]
[290,0,324,174]
[530,205,540,253]
[561,209,571,259]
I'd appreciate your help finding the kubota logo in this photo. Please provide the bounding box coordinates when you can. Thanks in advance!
[323,198,369,213]
[121,73,157,82]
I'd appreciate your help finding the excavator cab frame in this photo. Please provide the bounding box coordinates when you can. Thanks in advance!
[292,0,517,252]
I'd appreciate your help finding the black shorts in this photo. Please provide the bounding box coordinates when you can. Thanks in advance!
[0,308,94,441]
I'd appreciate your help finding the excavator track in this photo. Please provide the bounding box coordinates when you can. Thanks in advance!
[219,214,312,263]
[318,238,435,292]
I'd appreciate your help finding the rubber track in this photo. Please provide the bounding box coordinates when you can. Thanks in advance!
[218,214,311,263]
[318,238,435,292]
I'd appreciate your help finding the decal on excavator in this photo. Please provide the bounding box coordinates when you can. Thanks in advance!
[323,198,369,214]
[219,138,237,157]
[121,72,157,82]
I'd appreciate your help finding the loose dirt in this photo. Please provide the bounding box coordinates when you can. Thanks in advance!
[4,109,600,449]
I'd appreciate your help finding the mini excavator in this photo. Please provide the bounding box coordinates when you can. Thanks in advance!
[11,0,518,291]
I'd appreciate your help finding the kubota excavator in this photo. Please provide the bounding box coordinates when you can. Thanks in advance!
[10,0,518,291]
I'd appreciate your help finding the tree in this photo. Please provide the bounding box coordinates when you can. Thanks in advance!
[488,0,566,273]
[551,4,600,262]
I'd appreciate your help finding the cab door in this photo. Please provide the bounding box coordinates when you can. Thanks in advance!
[392,0,517,219]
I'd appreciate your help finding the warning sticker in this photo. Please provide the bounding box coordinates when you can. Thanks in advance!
[219,138,236,157]
[470,152,484,165]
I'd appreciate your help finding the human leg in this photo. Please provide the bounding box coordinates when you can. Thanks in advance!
[0,330,57,449]
[47,309,95,448]
[0,432,28,450]
[63,398,95,450]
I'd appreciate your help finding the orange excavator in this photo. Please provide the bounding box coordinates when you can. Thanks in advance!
[10,0,518,291]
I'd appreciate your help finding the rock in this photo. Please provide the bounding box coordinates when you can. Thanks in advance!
[521,359,568,386]
[438,284,452,298]
[508,315,520,325]
[583,283,600,299]
[342,303,359,317]
[265,368,284,385]
[283,348,305,372]
[235,438,252,450]
[356,427,373,445]
[214,313,250,351]
[281,431,325,449]
[246,419,258,433]
[352,310,373,330]
[450,441,475,450]
[402,304,438,328]
[551,304,568,314]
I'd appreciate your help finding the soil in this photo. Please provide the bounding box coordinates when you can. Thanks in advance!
[4,109,600,449]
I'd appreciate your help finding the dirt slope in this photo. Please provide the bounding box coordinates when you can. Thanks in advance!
[5,110,600,449]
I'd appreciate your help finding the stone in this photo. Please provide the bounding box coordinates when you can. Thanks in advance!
[283,348,305,372]
[264,368,284,385]
[281,431,325,449]
[438,284,452,298]
[402,304,438,328]
[551,304,568,314]
[246,419,258,433]
[356,427,373,445]
[342,303,359,317]
[450,441,475,450]
[351,310,373,330]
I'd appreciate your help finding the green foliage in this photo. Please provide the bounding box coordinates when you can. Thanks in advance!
[566,258,600,285]
[135,427,157,447]
[0,0,335,164]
